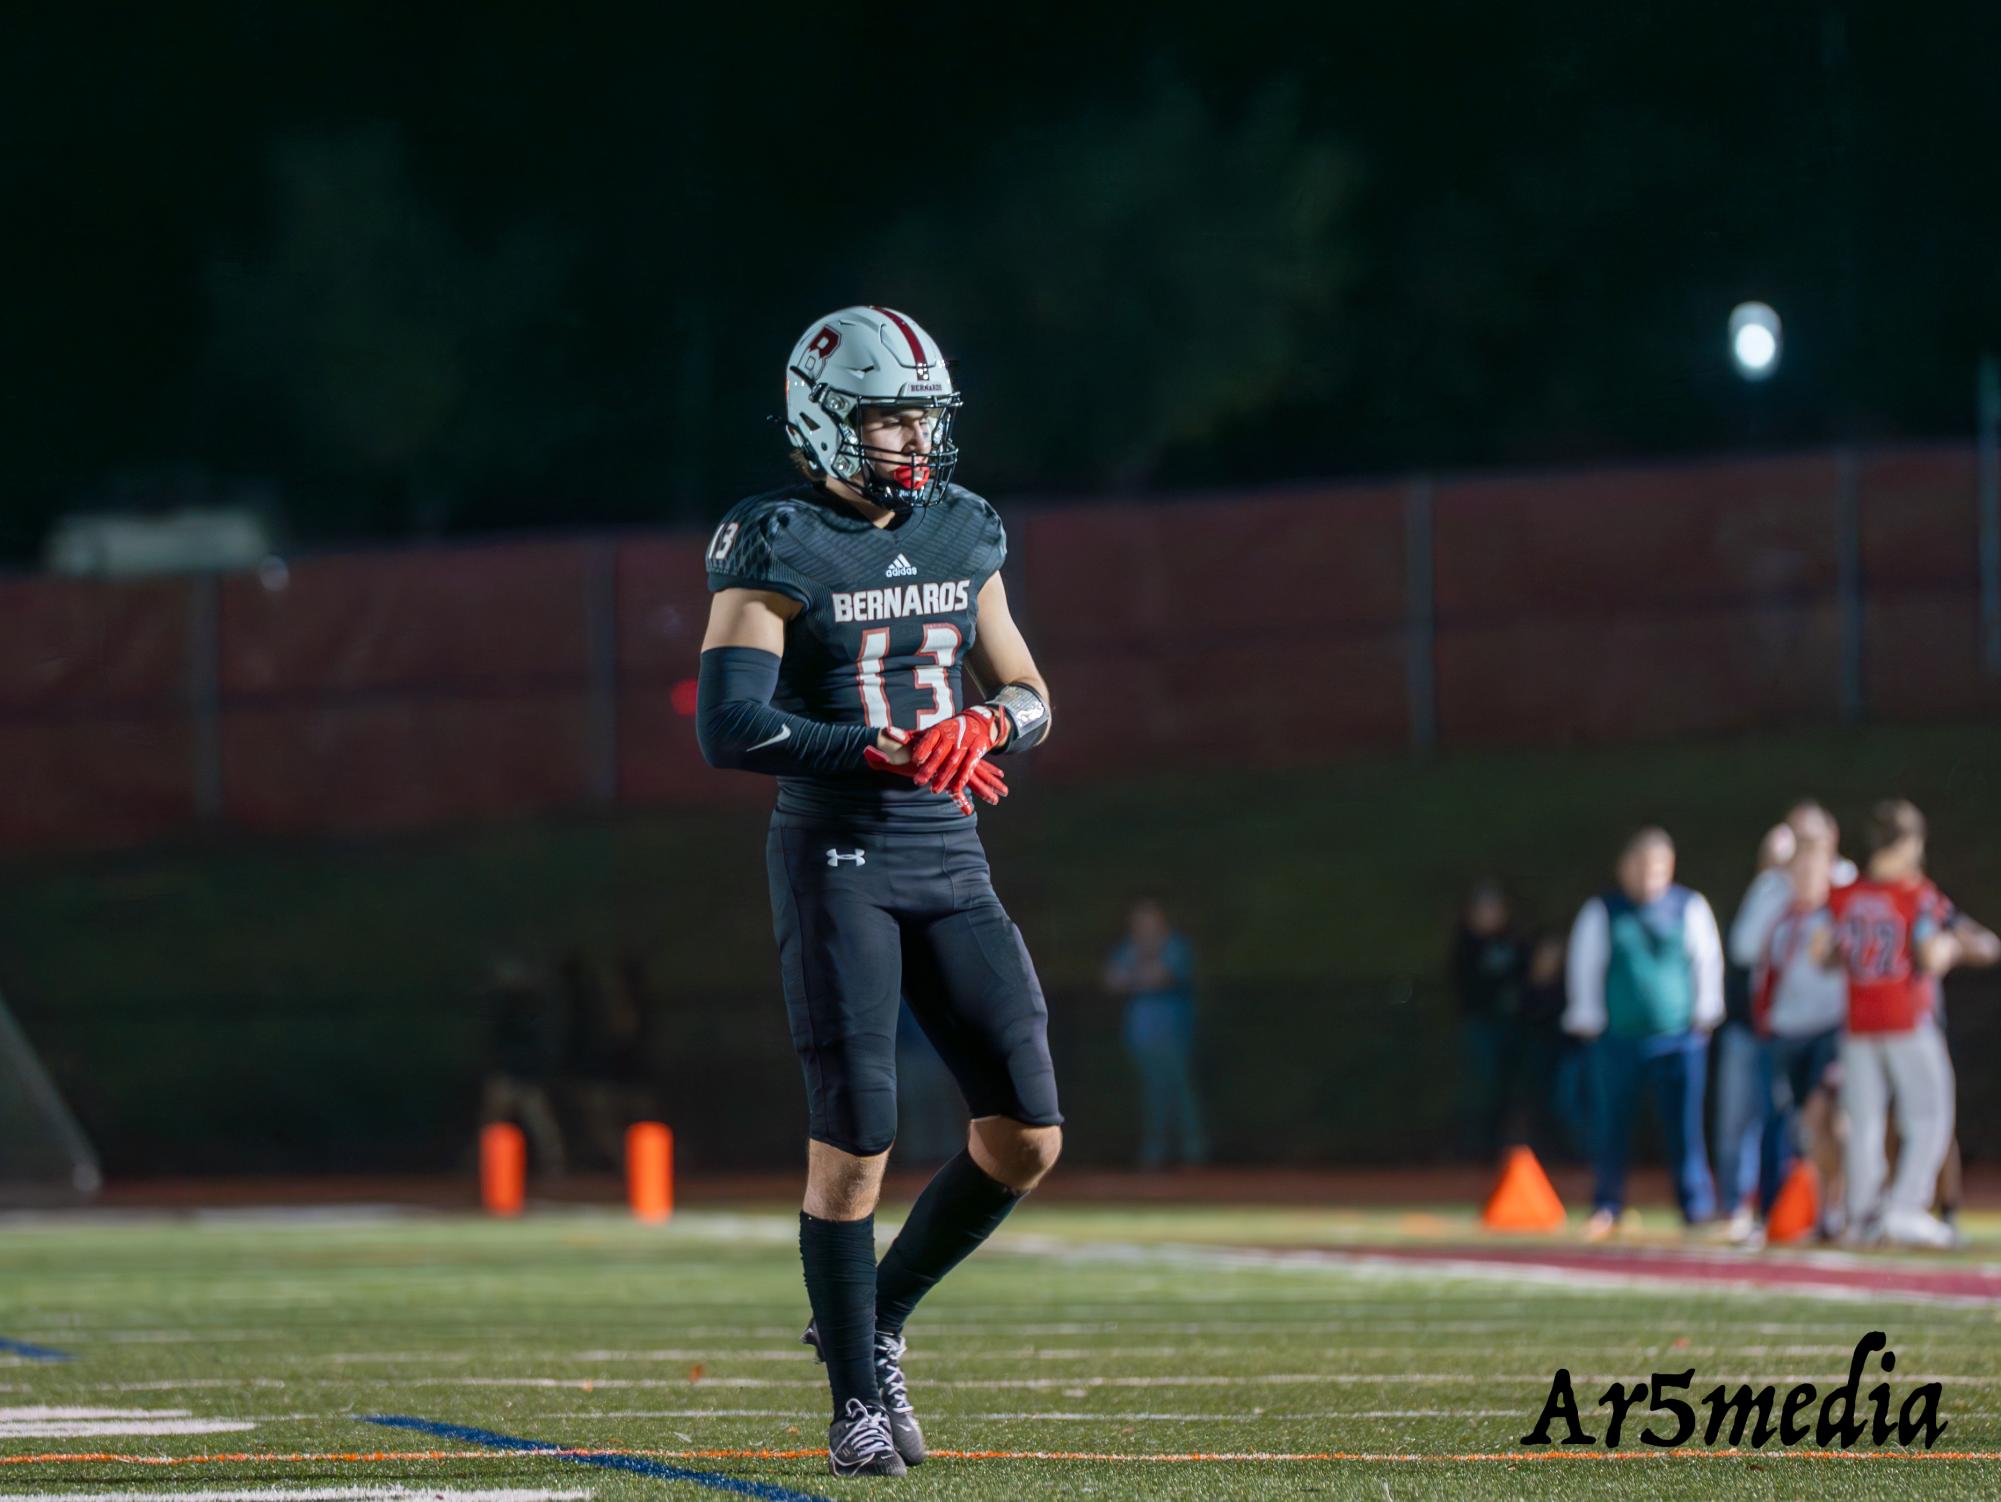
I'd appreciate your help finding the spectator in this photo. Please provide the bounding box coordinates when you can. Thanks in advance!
[1711,821,1790,1239]
[1450,880,1526,1161]
[1565,828,1724,1239]
[1713,807,1841,1240]
[1824,800,2001,1247]
[1748,830,1849,1240]
[573,952,660,1171]
[1517,928,1583,1161]
[1730,802,1857,966]
[1104,900,1208,1171]
[1728,804,1854,1243]
[480,953,568,1178]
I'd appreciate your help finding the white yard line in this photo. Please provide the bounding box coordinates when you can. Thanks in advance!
[59,1368,2001,1394]
[32,1374,1425,1395]
[41,1321,1978,1361]
[25,1312,1985,1344]
[535,1407,1523,1421]
[0,1419,261,1437]
[79,1380,292,1392]
[564,1346,1199,1362]
[0,1409,350,1426]
[0,1490,591,1502]
[957,1408,1526,1420]
[533,1408,812,1419]
[5,1331,275,1345]
[0,1404,270,1439]
[0,1407,197,1420]
[569,1341,1993,1362]
[994,1234,2001,1309]
[597,1316,1992,1339]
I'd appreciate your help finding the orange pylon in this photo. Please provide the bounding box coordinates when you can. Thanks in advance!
[1481,1146,1567,1233]
[627,1121,674,1223]
[1764,1160,1821,1244]
[480,1122,525,1217]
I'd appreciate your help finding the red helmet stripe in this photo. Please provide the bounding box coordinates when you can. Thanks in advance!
[871,306,929,368]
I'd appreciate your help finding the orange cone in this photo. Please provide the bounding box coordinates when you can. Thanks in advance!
[480,1122,526,1217]
[627,1121,674,1223]
[1764,1160,1820,1244]
[1481,1146,1567,1233]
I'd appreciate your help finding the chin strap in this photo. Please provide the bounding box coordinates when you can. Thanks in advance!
[989,681,1050,753]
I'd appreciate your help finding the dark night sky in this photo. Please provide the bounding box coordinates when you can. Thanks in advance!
[5,2,1998,558]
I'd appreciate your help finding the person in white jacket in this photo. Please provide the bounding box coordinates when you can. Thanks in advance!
[1565,828,1725,1239]
[1728,806,1855,1242]
[1709,817,1803,1241]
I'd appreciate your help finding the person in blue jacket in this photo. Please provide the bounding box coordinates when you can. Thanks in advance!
[1105,900,1209,1171]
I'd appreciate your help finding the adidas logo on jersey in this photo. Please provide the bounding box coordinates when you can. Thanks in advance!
[885,553,917,578]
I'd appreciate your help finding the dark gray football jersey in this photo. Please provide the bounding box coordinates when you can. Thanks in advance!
[704,480,1007,825]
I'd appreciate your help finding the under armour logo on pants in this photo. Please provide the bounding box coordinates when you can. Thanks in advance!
[826,848,866,867]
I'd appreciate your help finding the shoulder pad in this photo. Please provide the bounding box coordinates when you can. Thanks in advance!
[944,485,1007,580]
[705,491,816,604]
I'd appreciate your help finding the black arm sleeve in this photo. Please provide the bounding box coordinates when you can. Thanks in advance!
[696,647,877,776]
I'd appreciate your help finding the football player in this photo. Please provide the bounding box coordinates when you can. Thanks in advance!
[696,307,1061,1477]
[1823,800,2000,1247]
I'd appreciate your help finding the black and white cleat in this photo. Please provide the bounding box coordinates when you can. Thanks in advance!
[803,1320,927,1466]
[870,1329,926,1466]
[827,1396,907,1477]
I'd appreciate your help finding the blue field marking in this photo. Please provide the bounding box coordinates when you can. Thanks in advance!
[364,1415,836,1502]
[0,1337,74,1361]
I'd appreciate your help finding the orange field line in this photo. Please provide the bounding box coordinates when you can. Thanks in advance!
[5,1446,2001,1465]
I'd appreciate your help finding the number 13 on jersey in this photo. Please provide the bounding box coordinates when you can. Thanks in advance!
[856,623,962,730]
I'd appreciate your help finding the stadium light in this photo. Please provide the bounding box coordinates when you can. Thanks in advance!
[1730,301,1782,380]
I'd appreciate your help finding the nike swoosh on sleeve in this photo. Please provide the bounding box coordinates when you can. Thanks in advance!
[746,725,792,753]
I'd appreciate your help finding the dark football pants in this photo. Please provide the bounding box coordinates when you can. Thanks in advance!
[765,812,1063,1157]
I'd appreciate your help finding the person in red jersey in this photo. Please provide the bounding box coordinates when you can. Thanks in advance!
[1823,800,2000,1247]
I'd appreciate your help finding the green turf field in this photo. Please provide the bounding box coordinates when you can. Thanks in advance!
[4,1203,2001,1500]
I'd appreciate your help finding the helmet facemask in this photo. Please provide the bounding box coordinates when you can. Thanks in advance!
[818,392,962,514]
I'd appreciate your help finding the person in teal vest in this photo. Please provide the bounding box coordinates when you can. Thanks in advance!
[1564,827,1724,1238]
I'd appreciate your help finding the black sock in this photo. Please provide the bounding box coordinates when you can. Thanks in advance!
[875,1151,1025,1334]
[799,1210,879,1416]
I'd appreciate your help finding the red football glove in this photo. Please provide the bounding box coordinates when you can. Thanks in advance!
[864,727,1007,816]
[909,706,1009,801]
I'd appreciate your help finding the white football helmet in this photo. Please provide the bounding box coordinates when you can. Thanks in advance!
[783,306,962,511]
